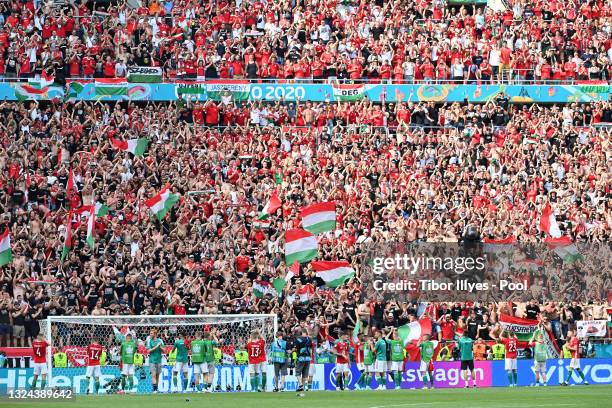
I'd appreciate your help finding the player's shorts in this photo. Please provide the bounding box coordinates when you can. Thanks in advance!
[533,361,546,373]
[193,363,208,374]
[33,362,48,376]
[504,358,517,371]
[249,362,265,374]
[374,360,387,373]
[365,364,375,373]
[121,364,135,375]
[206,362,216,374]
[336,363,350,374]
[569,358,580,369]
[390,361,403,371]
[173,362,188,373]
[419,360,434,372]
[356,363,365,372]
[274,362,287,377]
[307,362,316,377]
[460,360,474,371]
[149,363,162,376]
[86,365,101,377]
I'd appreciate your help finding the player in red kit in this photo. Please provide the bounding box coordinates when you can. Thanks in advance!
[31,333,48,389]
[562,330,588,385]
[352,333,366,390]
[86,338,105,394]
[333,332,351,391]
[246,331,267,392]
[500,330,519,387]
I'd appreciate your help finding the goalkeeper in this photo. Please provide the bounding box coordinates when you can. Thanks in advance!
[120,333,137,393]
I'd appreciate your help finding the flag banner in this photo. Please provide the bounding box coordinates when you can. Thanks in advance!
[311,260,355,288]
[126,66,163,83]
[285,229,318,265]
[110,137,149,156]
[398,318,432,345]
[576,320,607,338]
[483,237,516,253]
[95,79,128,96]
[0,230,12,266]
[144,185,180,220]
[540,201,561,238]
[545,236,583,264]
[499,313,560,358]
[332,83,366,101]
[205,80,251,101]
[300,202,336,234]
[253,280,276,298]
[258,191,281,220]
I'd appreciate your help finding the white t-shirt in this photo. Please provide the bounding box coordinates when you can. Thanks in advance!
[489,49,501,66]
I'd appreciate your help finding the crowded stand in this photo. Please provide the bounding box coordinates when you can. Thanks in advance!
[0,0,610,379]
[0,0,609,83]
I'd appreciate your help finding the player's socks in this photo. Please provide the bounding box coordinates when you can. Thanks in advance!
[577,369,586,381]
[422,373,429,388]
[512,371,518,385]
[183,379,188,391]
[261,373,267,390]
[31,376,37,389]
[565,369,574,383]
[394,372,401,388]
[250,376,257,391]
[121,376,126,390]
[94,380,99,393]
[128,376,133,391]
[507,371,513,385]
[173,375,178,390]
[153,384,158,392]
[429,374,434,388]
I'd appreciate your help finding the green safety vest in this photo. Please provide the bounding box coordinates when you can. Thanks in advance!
[235,350,248,364]
[291,351,297,363]
[100,351,107,366]
[53,352,68,368]
[134,353,144,367]
[562,345,572,359]
[168,349,177,366]
[435,346,451,361]
[492,344,505,360]
[213,348,222,364]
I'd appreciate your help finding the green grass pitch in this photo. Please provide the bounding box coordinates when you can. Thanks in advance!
[4,386,611,408]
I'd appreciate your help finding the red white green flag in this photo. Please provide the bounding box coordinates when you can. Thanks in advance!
[540,201,561,238]
[545,236,583,264]
[0,229,12,266]
[285,229,318,265]
[258,191,281,220]
[499,313,560,357]
[300,202,336,234]
[144,185,180,220]
[311,260,355,288]
[398,318,433,346]
[110,137,149,157]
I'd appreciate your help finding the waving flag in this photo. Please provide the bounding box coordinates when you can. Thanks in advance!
[110,137,149,157]
[398,318,433,346]
[61,212,73,261]
[273,260,299,294]
[300,202,336,234]
[540,202,561,238]
[145,185,180,220]
[0,230,12,266]
[95,201,110,217]
[483,236,516,253]
[311,260,355,288]
[297,284,315,303]
[86,196,96,249]
[253,280,276,298]
[499,313,560,357]
[545,236,583,264]
[285,229,318,265]
[258,191,281,220]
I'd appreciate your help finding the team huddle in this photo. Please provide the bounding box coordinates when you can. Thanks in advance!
[27,327,588,393]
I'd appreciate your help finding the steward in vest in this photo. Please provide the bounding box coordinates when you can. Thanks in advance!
[270,332,287,392]
[235,348,249,365]
[436,343,452,361]
[473,339,487,361]
[100,350,107,366]
[134,352,144,366]
[562,344,572,359]
[167,348,177,366]
[213,347,222,365]
[53,351,68,367]
[492,340,505,360]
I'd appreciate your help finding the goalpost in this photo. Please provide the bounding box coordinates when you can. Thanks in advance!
[43,314,277,394]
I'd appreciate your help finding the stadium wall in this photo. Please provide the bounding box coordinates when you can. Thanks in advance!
[0,359,610,394]
[3,82,610,103]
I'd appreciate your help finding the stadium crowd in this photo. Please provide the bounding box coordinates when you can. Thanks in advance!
[0,0,610,83]
[0,95,610,348]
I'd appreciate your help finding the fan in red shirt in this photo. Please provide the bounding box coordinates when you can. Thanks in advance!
[246,331,267,391]
[86,338,105,394]
[31,333,49,389]
[562,330,588,385]
[500,331,519,386]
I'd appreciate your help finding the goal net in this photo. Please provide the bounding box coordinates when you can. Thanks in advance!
[43,314,277,394]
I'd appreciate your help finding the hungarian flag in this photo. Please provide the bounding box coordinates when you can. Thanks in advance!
[28,71,55,88]
[398,318,433,346]
[258,191,281,220]
[86,199,96,249]
[144,185,180,220]
[253,280,276,298]
[300,202,336,234]
[483,236,516,253]
[61,212,73,261]
[95,201,110,217]
[110,137,149,157]
[311,260,355,288]
[540,201,561,238]
[252,220,270,229]
[66,168,79,200]
[545,236,583,264]
[332,83,366,101]
[95,78,128,96]
[273,260,299,294]
[285,229,318,265]
[0,229,12,266]
[296,284,315,303]
[499,313,560,357]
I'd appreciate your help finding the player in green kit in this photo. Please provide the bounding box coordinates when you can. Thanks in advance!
[373,330,388,390]
[529,331,549,386]
[146,329,164,393]
[419,334,436,389]
[389,331,405,390]
[120,333,137,393]
[457,332,477,388]
[361,334,375,390]
[202,331,219,392]
[190,332,207,392]
[171,332,190,393]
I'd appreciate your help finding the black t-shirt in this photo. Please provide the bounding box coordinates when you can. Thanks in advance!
[186,305,199,315]
[525,304,540,320]
[467,318,479,339]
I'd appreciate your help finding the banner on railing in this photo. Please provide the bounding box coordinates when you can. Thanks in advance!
[0,82,609,103]
[577,320,608,338]
[127,66,163,83]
